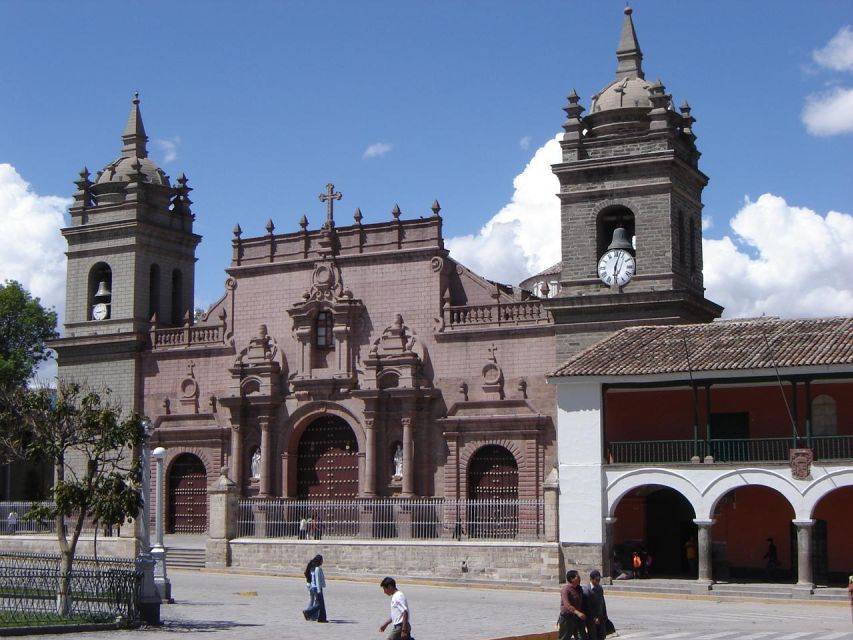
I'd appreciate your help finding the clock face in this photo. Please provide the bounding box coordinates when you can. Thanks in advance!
[92,302,109,321]
[597,249,636,288]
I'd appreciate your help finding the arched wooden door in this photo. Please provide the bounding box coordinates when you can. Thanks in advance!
[168,453,208,533]
[296,416,359,499]
[467,445,519,538]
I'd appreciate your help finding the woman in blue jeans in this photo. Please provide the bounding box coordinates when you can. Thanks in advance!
[302,555,327,622]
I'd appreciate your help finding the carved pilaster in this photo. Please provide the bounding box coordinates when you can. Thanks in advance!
[401,416,414,497]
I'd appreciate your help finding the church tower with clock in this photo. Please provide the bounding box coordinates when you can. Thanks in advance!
[544,7,722,363]
[52,94,200,413]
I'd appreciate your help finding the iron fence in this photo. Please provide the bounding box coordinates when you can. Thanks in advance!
[811,435,853,460]
[237,497,544,541]
[0,552,140,627]
[0,502,116,537]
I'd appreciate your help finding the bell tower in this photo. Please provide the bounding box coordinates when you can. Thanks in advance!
[53,94,201,412]
[545,7,722,362]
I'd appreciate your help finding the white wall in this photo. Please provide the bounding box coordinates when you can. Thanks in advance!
[556,382,605,544]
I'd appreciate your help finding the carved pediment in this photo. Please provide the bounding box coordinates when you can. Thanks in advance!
[228,324,284,401]
[361,314,430,391]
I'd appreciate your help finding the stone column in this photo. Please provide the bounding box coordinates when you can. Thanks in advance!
[364,418,376,497]
[230,425,243,493]
[694,519,715,586]
[207,467,239,569]
[543,468,559,543]
[401,417,414,497]
[258,417,272,497]
[281,452,290,497]
[793,519,815,589]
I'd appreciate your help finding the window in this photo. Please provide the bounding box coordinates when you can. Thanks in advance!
[88,262,112,320]
[171,269,183,325]
[315,311,334,349]
[678,211,685,266]
[812,395,837,436]
[149,264,161,321]
[689,218,697,273]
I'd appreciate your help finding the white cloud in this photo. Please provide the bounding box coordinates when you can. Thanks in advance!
[813,25,853,72]
[802,86,853,136]
[0,164,71,384]
[703,194,853,318]
[154,136,181,163]
[363,142,393,159]
[446,135,561,286]
[446,138,853,321]
[519,136,531,150]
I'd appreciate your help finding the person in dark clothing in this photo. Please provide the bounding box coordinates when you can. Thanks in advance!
[582,569,608,640]
[763,537,779,581]
[559,569,588,640]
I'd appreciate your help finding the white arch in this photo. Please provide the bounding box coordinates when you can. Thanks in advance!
[701,469,803,520]
[606,469,702,519]
[802,468,853,518]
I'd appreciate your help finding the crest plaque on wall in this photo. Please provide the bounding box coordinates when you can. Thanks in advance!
[789,448,813,480]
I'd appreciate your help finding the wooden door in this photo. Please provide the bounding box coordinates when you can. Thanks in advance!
[168,453,208,533]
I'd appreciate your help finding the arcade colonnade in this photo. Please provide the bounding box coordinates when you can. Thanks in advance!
[604,465,853,586]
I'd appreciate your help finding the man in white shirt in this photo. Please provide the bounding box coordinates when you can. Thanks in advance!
[379,576,411,640]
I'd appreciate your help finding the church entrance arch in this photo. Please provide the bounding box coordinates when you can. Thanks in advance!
[167,453,208,534]
[296,415,359,499]
[612,485,695,577]
[466,445,519,538]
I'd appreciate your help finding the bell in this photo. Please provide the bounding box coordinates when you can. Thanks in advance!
[607,227,633,251]
[94,280,111,300]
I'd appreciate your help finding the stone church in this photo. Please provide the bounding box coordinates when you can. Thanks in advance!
[56,7,842,585]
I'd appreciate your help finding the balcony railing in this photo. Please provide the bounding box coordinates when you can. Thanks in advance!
[237,497,544,541]
[440,301,551,331]
[609,435,853,464]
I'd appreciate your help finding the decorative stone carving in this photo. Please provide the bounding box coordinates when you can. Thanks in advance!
[360,314,430,391]
[789,448,813,480]
[179,361,200,414]
[228,325,284,401]
[482,344,505,399]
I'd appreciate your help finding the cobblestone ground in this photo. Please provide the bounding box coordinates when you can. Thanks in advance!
[58,569,850,640]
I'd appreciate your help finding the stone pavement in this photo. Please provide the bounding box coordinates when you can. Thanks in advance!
[57,569,850,640]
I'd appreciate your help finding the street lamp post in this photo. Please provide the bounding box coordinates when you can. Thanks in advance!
[136,418,161,624]
[151,446,172,602]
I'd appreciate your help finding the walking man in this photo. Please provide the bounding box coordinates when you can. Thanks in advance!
[379,576,411,640]
[583,570,608,640]
[763,537,779,581]
[559,569,588,640]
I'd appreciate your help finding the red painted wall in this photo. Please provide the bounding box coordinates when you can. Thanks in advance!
[711,487,794,570]
[606,381,852,442]
[813,487,853,573]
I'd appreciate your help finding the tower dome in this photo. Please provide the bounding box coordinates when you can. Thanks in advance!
[95,93,170,187]
[585,7,672,135]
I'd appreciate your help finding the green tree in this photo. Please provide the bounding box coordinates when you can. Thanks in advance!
[2,381,144,615]
[0,280,58,389]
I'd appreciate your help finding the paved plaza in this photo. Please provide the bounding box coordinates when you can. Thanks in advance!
[53,569,852,640]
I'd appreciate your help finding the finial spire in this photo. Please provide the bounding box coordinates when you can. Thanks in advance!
[615,6,644,81]
[121,91,149,159]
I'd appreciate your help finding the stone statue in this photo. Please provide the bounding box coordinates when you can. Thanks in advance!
[393,444,403,478]
[250,449,261,479]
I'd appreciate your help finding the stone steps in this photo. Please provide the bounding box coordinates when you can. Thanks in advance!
[166,547,206,570]
[605,579,849,601]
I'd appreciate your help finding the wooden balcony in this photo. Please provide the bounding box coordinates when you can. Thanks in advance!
[607,435,853,464]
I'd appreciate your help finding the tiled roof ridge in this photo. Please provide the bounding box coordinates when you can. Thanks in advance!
[550,315,853,378]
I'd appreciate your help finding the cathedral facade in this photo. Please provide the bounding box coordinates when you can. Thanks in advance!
[52,96,556,533]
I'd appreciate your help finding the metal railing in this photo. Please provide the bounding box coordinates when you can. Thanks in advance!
[0,503,119,537]
[608,435,853,464]
[811,435,853,460]
[441,301,551,330]
[237,497,544,541]
[0,552,140,627]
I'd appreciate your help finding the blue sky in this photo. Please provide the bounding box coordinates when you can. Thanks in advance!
[1,0,852,338]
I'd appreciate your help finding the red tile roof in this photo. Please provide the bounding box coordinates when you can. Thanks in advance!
[551,317,853,377]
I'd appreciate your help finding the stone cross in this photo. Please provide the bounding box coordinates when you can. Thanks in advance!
[319,183,342,227]
[488,343,498,362]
